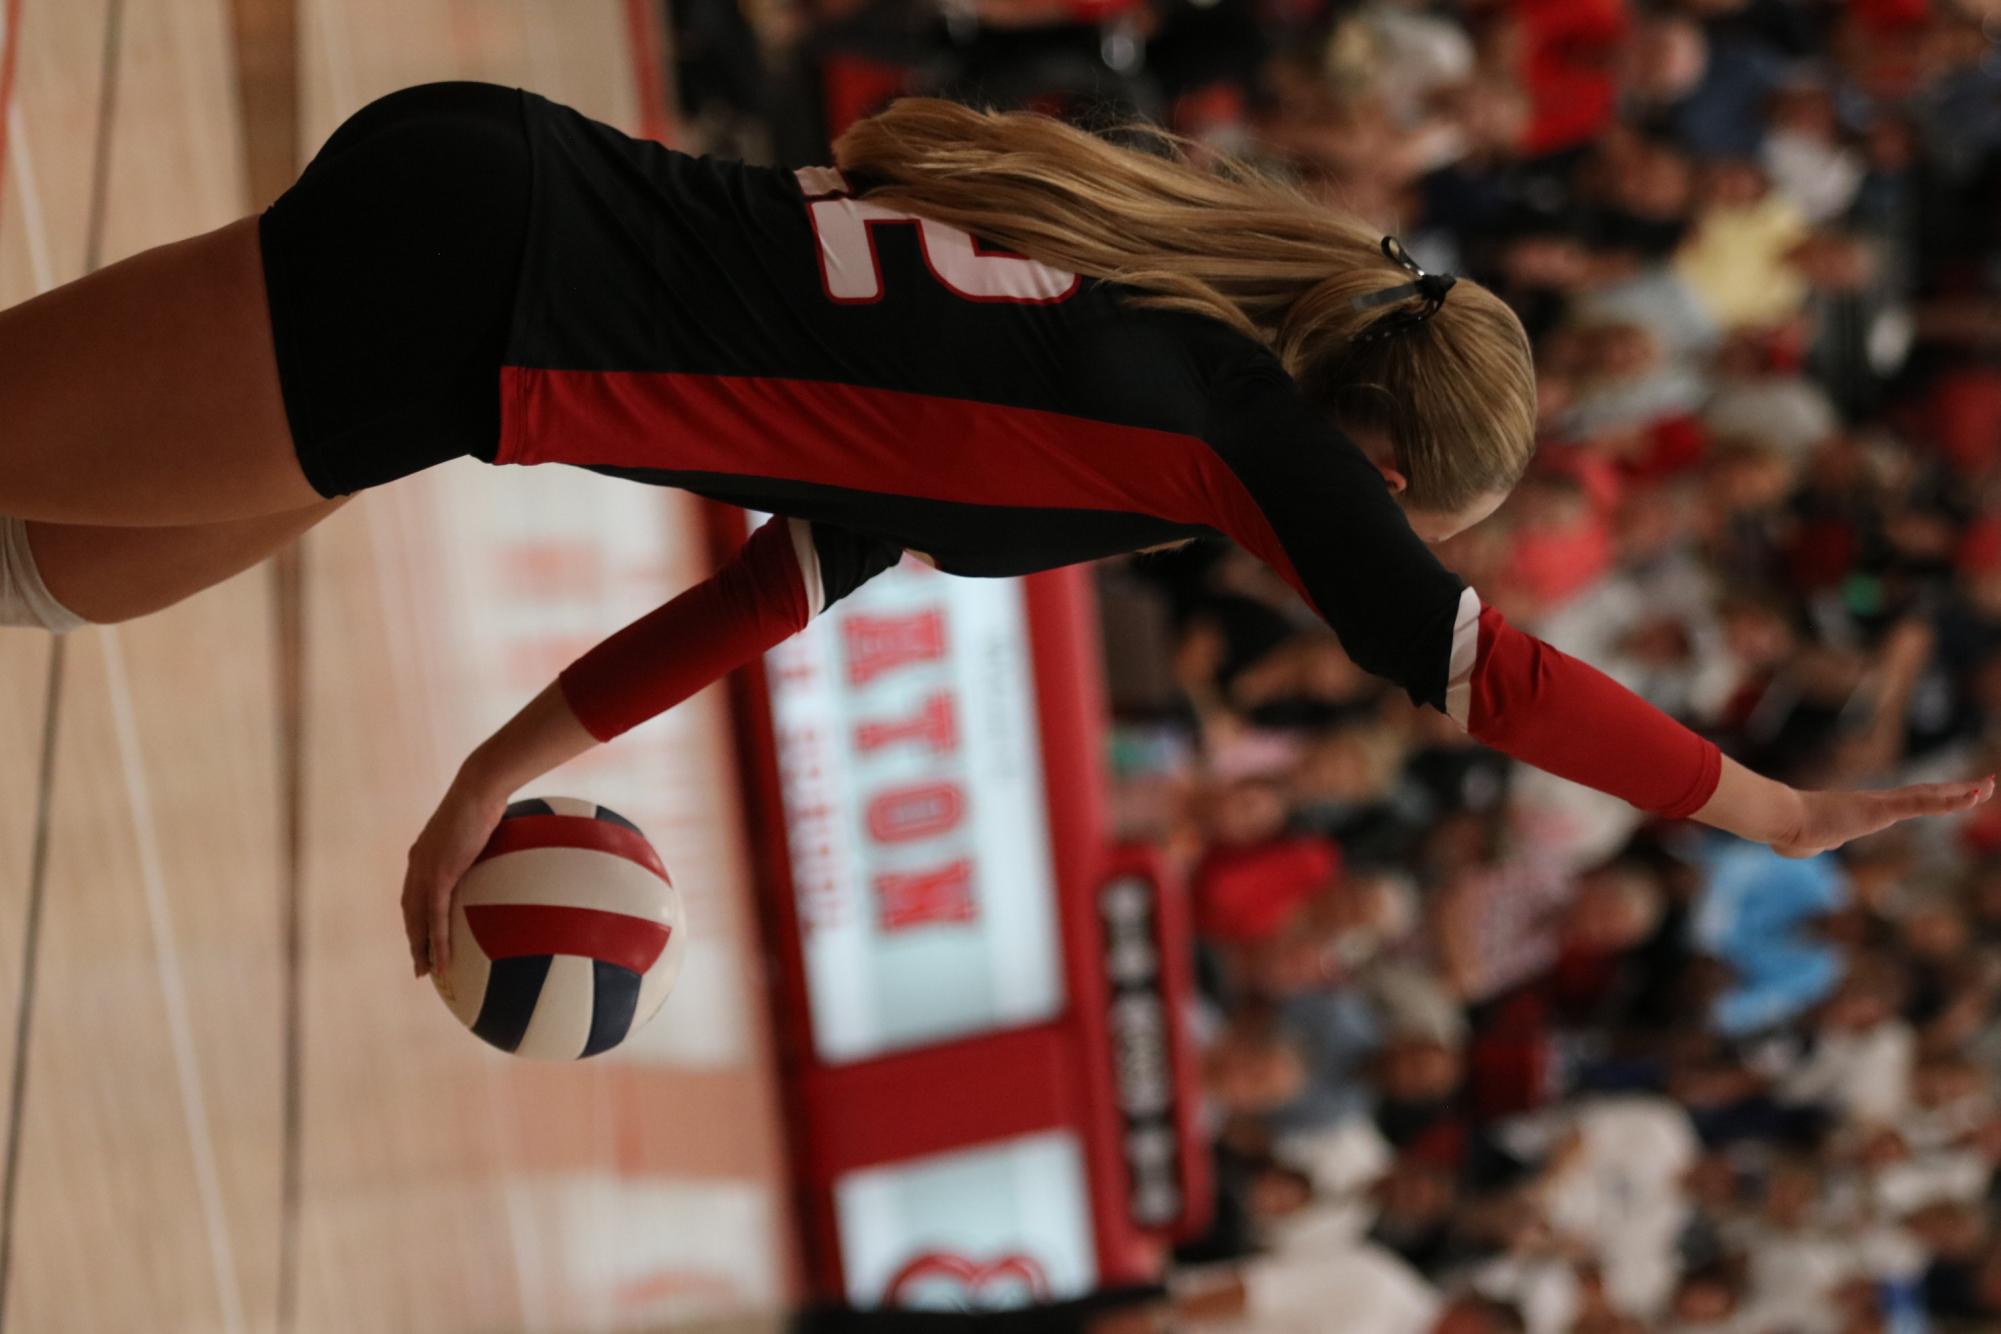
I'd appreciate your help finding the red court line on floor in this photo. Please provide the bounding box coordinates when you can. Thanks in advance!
[623,0,672,144]
[0,0,25,228]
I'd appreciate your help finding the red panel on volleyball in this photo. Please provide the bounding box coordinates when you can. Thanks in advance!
[464,904,673,974]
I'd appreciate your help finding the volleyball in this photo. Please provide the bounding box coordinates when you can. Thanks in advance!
[433,797,686,1060]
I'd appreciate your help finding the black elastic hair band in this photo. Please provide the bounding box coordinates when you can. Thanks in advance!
[1351,236,1457,343]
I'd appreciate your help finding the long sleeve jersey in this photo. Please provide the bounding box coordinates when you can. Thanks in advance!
[497,92,1721,820]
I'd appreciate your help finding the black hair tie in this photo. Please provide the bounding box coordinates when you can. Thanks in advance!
[1351,236,1457,343]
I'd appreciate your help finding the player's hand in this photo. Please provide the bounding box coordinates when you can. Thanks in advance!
[1769,777,1994,859]
[402,776,508,986]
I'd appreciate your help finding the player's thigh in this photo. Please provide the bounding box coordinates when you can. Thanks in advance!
[28,498,347,624]
[0,82,533,528]
[0,216,319,526]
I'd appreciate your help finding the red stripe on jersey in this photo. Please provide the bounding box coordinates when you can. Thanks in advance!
[500,367,1318,616]
[494,367,1309,595]
[1467,606,1721,820]
[473,814,672,883]
[497,368,1206,507]
[465,902,672,973]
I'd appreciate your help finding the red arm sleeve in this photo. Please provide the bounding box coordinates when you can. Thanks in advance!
[1200,350,1720,821]
[557,516,900,742]
[1467,605,1721,820]
[559,516,810,742]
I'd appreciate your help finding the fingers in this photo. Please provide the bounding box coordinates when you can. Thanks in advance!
[1787,776,1997,858]
[404,848,458,996]
[402,851,430,978]
[431,874,456,983]
[1849,778,1997,849]
[400,784,508,987]
[1882,777,1994,822]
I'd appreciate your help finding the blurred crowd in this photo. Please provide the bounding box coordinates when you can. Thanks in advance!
[671,0,2001,1329]
[1081,2,2001,1332]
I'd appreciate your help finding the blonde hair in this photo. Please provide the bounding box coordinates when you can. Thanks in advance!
[835,99,1538,512]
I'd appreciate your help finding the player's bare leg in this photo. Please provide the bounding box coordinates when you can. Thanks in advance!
[0,216,320,526]
[19,499,345,626]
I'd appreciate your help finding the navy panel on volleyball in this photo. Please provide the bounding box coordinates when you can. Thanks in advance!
[503,795,642,831]
[470,956,646,1057]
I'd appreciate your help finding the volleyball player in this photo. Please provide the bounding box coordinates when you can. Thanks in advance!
[0,83,1984,978]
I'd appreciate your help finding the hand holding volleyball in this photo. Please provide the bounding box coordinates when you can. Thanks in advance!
[402,774,511,982]
[405,781,686,1060]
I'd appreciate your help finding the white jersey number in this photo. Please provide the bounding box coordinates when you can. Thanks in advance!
[796,167,1079,305]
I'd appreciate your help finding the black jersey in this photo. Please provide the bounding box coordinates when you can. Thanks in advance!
[509,92,1721,820]
[504,94,1461,702]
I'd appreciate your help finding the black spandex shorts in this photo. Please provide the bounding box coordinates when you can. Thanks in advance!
[259,82,533,497]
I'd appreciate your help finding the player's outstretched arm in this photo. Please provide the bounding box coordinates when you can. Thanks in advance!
[1200,374,1997,856]
[1460,608,1997,856]
[1694,755,1994,859]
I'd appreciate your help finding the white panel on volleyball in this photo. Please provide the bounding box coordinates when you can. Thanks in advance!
[636,903,690,1031]
[515,955,601,1061]
[459,847,679,922]
[439,926,493,1032]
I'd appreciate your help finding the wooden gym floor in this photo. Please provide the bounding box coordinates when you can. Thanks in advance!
[0,2,796,1330]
